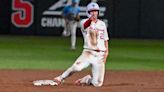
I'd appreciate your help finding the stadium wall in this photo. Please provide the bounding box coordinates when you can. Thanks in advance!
[0,0,11,34]
[0,0,164,38]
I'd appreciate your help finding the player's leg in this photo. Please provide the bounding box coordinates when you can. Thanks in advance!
[54,50,91,83]
[75,52,105,87]
[70,21,77,50]
[91,61,105,87]
[74,62,104,87]
[61,50,91,78]
[91,52,105,87]
[62,20,70,37]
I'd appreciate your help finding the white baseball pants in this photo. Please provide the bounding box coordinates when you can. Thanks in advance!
[60,49,105,87]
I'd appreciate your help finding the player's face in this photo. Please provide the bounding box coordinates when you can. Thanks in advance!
[72,2,78,7]
[89,10,99,19]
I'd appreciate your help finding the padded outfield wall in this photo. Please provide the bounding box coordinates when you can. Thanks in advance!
[0,0,164,38]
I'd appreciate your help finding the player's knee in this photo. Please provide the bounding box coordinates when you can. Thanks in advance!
[72,65,82,72]
[92,80,103,87]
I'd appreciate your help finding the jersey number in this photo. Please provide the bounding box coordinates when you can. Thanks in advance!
[12,0,34,28]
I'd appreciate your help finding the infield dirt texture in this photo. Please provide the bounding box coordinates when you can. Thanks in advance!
[0,70,164,92]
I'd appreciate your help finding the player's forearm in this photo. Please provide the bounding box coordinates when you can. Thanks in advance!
[105,40,109,53]
[104,40,109,63]
[83,18,92,29]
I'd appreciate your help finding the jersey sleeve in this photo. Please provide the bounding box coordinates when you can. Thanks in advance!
[80,19,85,31]
[77,7,80,13]
[103,23,109,41]
[63,6,69,16]
[80,19,91,31]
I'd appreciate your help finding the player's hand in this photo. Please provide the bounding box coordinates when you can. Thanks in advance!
[90,15,95,21]
[74,15,80,21]
[89,12,98,21]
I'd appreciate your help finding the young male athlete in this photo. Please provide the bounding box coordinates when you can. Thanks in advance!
[62,0,80,50]
[54,2,109,87]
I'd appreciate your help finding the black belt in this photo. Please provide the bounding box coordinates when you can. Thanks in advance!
[84,48,105,52]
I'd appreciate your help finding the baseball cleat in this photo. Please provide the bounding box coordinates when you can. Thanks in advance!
[74,79,82,85]
[53,76,64,85]
[74,75,92,86]
[53,78,61,85]
[70,47,76,50]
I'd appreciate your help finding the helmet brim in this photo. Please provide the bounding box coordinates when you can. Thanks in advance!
[88,9,99,12]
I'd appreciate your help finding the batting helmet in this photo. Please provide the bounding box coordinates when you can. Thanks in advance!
[87,2,100,12]
[86,2,100,18]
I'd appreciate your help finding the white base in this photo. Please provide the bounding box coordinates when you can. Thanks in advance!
[33,80,58,86]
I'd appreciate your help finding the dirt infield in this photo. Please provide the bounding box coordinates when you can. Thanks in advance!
[0,70,164,92]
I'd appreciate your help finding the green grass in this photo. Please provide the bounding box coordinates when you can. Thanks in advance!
[0,35,164,70]
[108,39,164,70]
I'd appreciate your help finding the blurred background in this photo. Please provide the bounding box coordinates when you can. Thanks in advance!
[1,0,164,38]
[0,0,164,70]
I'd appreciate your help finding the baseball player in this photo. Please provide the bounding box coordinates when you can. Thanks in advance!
[54,2,109,87]
[62,0,80,50]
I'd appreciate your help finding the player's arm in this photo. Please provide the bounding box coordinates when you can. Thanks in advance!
[74,13,80,21]
[83,14,97,29]
[104,40,109,63]
[62,6,69,18]
[62,6,69,25]
[83,18,92,29]
[103,23,109,63]
[80,19,89,31]
[74,7,81,21]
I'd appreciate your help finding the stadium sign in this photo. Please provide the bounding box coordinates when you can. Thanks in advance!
[9,0,110,35]
[11,0,34,28]
[41,0,108,28]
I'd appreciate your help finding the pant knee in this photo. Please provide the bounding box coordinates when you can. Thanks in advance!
[72,65,82,72]
[92,80,103,87]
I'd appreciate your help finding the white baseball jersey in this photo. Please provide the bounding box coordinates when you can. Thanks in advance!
[80,18,109,51]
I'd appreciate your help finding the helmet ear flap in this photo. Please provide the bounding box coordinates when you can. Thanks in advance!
[86,11,91,18]
[88,11,91,14]
[98,10,99,16]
